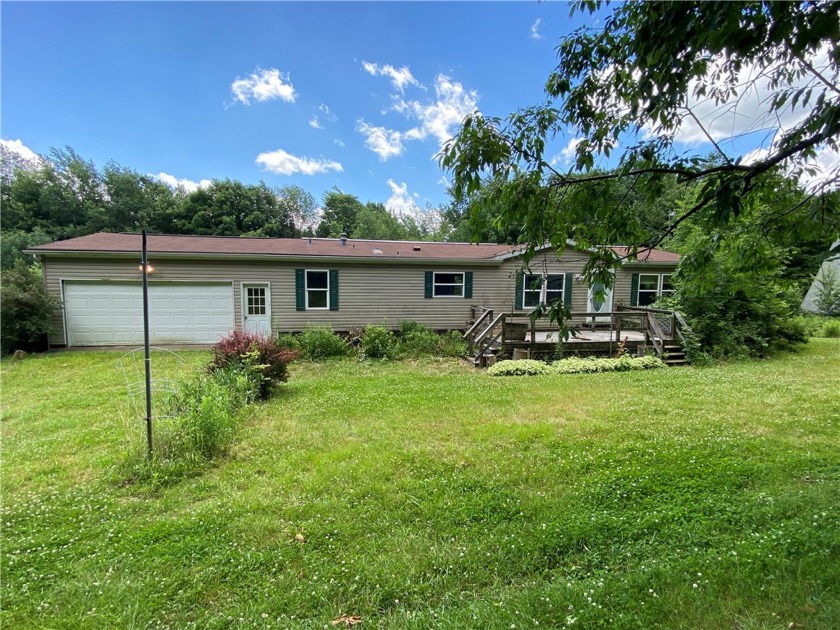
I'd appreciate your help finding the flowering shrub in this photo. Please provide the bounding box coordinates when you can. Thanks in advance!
[551,355,665,374]
[488,359,553,376]
[209,330,299,400]
[489,356,665,376]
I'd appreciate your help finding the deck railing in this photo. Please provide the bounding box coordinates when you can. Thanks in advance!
[465,304,692,361]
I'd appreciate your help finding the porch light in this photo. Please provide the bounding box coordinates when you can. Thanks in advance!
[138,263,154,273]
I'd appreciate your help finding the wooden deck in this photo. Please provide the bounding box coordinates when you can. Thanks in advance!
[464,305,691,366]
[526,330,646,344]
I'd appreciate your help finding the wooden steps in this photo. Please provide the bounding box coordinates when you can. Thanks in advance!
[663,343,688,366]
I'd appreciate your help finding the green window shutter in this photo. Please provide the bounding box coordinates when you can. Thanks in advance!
[515,270,524,310]
[295,269,305,311]
[424,271,433,298]
[329,269,339,311]
[564,272,574,309]
[630,272,640,307]
[464,271,473,299]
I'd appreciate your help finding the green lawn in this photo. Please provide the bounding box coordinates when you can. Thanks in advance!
[2,341,839,629]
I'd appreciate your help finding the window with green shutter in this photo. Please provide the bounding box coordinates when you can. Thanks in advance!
[424,271,433,299]
[464,271,473,299]
[298,269,337,310]
[520,273,565,309]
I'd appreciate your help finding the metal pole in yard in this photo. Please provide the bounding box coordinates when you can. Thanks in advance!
[142,230,153,458]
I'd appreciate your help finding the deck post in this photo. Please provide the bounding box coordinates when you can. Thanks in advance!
[615,311,621,346]
[530,315,536,353]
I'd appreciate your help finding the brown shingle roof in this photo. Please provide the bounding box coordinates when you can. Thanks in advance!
[30,232,518,260]
[29,232,680,264]
[610,246,681,264]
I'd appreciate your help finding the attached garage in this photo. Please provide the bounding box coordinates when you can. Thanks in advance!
[62,281,234,346]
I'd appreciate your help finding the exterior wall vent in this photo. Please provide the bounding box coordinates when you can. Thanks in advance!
[413,246,421,251]
[339,234,347,246]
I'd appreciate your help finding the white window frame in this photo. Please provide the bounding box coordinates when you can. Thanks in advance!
[522,273,564,308]
[638,273,674,306]
[433,271,465,298]
[305,269,330,310]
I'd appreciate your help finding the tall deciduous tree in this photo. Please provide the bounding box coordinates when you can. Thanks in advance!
[441,1,840,285]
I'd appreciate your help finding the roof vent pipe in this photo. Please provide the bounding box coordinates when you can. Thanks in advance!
[339,234,347,246]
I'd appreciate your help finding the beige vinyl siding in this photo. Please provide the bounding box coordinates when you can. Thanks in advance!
[41,248,678,346]
[42,256,511,344]
[500,248,677,312]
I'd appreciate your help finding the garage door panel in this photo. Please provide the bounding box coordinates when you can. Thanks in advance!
[64,282,234,346]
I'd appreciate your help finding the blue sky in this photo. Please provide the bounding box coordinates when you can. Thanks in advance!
[2,1,599,215]
[4,2,834,218]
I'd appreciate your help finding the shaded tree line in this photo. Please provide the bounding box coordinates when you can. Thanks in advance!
[1,146,444,270]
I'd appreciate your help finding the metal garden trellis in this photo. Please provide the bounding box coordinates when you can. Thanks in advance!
[115,230,186,459]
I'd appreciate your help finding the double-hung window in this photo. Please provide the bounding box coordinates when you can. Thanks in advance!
[424,271,473,299]
[433,272,464,297]
[305,270,329,309]
[636,273,674,306]
[523,273,564,308]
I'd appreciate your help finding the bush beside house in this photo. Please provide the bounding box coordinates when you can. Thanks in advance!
[0,261,60,355]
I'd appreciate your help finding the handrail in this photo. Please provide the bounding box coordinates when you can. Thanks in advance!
[672,310,693,345]
[646,313,666,356]
[474,313,505,346]
[477,328,504,358]
[463,308,493,340]
[616,304,675,315]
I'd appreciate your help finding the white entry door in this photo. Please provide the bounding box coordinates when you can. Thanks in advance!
[243,284,270,335]
[587,281,613,323]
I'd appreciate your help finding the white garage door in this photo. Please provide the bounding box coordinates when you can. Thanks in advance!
[63,282,234,346]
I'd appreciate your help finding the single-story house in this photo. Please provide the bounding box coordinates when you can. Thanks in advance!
[28,232,680,348]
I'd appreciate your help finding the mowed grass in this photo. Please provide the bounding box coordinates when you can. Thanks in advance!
[2,341,839,629]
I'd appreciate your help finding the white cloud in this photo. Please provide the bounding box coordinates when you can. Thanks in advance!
[0,138,41,163]
[393,74,479,148]
[436,175,449,187]
[550,137,584,166]
[255,148,343,176]
[309,104,337,130]
[230,68,296,105]
[356,120,404,161]
[318,103,337,122]
[362,61,421,93]
[384,180,442,231]
[155,172,212,193]
[530,18,543,40]
[742,141,839,192]
[385,179,420,217]
[659,46,834,151]
[334,138,345,148]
